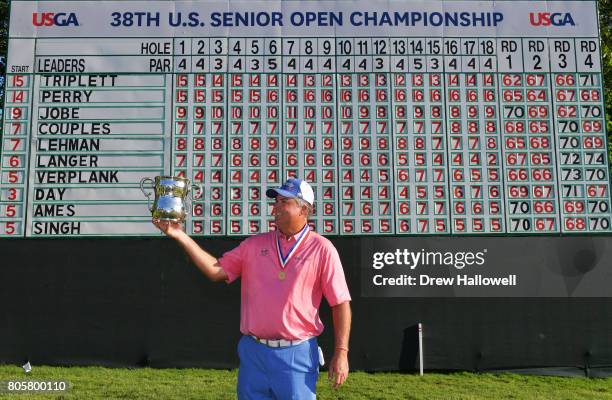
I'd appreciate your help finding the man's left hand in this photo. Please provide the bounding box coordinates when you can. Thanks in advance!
[328,350,349,388]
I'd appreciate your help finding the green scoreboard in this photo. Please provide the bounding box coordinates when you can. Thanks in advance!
[1,1,610,236]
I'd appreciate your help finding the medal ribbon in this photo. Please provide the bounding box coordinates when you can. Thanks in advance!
[275,224,310,269]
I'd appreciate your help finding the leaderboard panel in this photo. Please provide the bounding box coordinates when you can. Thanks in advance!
[0,0,610,237]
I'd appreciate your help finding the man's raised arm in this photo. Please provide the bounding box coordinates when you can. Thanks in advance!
[153,219,228,282]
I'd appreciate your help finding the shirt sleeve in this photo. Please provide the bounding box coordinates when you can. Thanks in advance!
[320,242,352,306]
[218,240,247,284]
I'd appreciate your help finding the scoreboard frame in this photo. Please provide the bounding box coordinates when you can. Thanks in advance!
[0,0,610,238]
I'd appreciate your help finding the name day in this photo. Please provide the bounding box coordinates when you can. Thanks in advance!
[373,274,517,286]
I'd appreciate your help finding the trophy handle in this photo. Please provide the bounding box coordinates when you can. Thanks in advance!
[190,184,203,200]
[184,184,202,215]
[139,177,155,211]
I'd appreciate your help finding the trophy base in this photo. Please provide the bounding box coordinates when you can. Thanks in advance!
[154,217,184,223]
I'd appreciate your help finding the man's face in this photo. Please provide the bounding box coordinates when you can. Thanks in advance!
[272,195,304,230]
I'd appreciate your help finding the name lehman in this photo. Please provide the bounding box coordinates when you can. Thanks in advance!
[373,274,517,286]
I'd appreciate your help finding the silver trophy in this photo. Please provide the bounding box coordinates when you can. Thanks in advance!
[140,175,202,222]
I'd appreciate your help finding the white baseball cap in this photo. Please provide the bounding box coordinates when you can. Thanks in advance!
[266,178,314,206]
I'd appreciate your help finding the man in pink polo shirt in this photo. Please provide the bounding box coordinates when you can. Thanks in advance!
[153,178,351,399]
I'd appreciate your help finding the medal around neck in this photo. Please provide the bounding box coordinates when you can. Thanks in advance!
[275,225,309,281]
[140,175,202,222]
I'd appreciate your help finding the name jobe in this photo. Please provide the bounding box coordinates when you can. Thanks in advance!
[39,107,79,119]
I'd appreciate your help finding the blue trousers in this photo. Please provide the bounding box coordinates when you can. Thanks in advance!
[237,336,319,400]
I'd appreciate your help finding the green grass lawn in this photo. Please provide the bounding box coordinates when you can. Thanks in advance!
[0,365,611,399]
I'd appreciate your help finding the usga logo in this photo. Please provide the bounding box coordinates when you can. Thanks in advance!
[32,12,80,27]
[529,12,575,27]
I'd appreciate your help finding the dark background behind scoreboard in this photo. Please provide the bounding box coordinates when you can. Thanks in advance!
[2,236,612,375]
